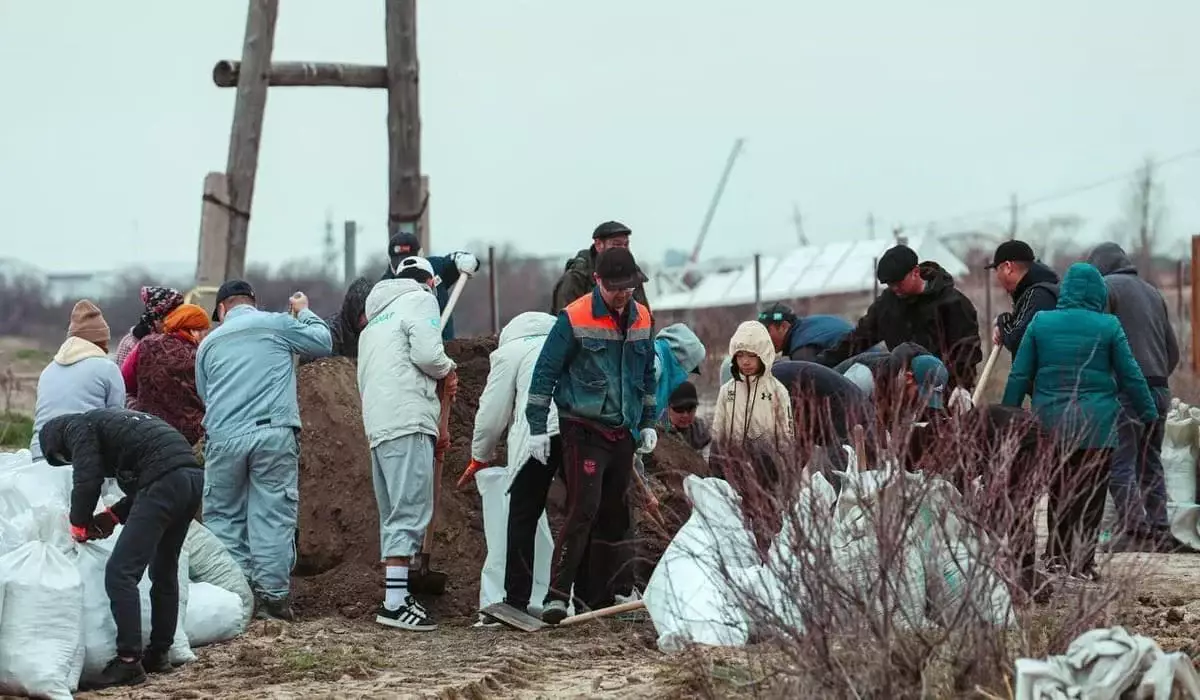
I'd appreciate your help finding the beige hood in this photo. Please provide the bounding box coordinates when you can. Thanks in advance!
[728,321,776,378]
[54,336,108,366]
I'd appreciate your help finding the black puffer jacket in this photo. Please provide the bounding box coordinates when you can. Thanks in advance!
[40,408,198,527]
[817,262,982,389]
[997,262,1059,356]
[300,277,373,365]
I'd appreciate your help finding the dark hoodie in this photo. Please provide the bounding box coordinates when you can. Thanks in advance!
[1087,243,1179,385]
[817,262,982,389]
[302,277,373,364]
[996,262,1060,356]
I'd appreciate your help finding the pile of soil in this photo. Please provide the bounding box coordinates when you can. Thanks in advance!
[292,338,498,620]
[291,337,708,620]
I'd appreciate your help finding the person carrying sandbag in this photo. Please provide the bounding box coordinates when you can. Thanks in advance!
[39,408,204,690]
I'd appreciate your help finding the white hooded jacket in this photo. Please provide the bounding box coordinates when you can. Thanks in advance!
[357,278,456,448]
[471,312,560,469]
[712,321,794,450]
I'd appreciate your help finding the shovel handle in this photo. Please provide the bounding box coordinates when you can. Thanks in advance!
[972,345,1002,406]
[558,600,646,627]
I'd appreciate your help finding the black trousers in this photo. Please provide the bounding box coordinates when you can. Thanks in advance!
[546,419,634,607]
[1046,448,1112,574]
[504,435,563,610]
[106,467,204,658]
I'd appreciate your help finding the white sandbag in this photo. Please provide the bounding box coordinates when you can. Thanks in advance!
[831,516,928,631]
[475,466,555,614]
[185,521,253,628]
[925,539,1014,627]
[1162,411,1197,505]
[184,582,244,647]
[0,459,72,512]
[1167,503,1200,550]
[0,448,34,472]
[0,538,85,700]
[0,488,35,557]
[75,533,194,682]
[644,476,755,651]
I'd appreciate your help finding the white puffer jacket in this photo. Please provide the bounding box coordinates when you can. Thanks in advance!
[357,278,456,448]
[471,312,560,469]
[712,321,794,450]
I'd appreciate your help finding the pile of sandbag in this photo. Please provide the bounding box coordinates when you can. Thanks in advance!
[0,449,249,698]
[1101,398,1200,547]
[643,448,1014,652]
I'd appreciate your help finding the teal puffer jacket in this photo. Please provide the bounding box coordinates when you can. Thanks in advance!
[1001,262,1157,448]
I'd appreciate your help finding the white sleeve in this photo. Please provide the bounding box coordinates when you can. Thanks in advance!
[406,293,455,380]
[471,351,517,463]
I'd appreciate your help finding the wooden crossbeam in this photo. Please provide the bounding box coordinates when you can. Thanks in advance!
[213,60,388,89]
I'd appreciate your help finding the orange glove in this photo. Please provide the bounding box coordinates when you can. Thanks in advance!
[457,459,489,490]
[70,524,90,543]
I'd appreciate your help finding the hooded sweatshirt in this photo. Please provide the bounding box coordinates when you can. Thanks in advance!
[817,261,982,389]
[652,323,706,421]
[1087,243,1179,385]
[997,262,1060,356]
[357,278,457,447]
[30,337,126,459]
[302,276,374,364]
[472,312,559,470]
[1002,263,1157,448]
[712,322,794,451]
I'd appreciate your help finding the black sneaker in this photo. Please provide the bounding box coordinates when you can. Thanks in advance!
[255,595,295,622]
[542,600,569,625]
[84,657,147,690]
[141,648,173,674]
[376,596,437,631]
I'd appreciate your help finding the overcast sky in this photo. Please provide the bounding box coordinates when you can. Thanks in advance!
[2,1,1198,273]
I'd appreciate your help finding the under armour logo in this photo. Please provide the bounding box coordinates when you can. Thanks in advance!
[761,391,772,401]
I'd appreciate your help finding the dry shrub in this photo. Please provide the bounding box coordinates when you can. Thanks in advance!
[666,391,1154,699]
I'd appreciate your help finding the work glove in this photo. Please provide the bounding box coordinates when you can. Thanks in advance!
[637,428,658,454]
[90,509,120,539]
[451,252,480,275]
[69,524,90,543]
[528,434,551,465]
[457,459,489,490]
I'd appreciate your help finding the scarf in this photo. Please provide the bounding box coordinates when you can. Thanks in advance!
[163,303,210,344]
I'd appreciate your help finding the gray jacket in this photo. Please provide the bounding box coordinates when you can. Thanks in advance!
[1087,243,1179,385]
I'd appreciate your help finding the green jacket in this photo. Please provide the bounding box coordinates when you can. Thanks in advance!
[1001,262,1157,448]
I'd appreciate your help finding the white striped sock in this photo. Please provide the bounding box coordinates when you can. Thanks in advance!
[384,565,409,611]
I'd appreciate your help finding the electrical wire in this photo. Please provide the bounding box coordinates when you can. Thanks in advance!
[900,146,1200,232]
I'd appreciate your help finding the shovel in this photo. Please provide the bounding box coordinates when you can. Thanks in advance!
[972,344,1002,406]
[480,599,647,632]
[409,273,471,596]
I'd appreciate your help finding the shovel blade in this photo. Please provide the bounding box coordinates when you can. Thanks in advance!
[409,569,447,596]
[480,602,546,632]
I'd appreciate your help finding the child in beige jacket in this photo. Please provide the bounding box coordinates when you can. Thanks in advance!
[712,321,795,467]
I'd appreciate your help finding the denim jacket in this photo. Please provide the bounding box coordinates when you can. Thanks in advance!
[527,288,656,435]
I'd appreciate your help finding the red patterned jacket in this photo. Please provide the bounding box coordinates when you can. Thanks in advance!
[131,332,205,444]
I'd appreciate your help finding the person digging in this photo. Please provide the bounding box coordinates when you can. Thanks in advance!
[41,408,204,690]
[357,256,458,630]
[526,247,659,624]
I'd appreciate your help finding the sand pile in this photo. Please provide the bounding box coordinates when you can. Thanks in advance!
[293,338,497,620]
[291,337,708,620]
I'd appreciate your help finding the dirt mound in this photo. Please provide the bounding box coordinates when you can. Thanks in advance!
[293,338,498,619]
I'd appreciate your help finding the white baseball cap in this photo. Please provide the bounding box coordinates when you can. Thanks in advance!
[393,255,436,279]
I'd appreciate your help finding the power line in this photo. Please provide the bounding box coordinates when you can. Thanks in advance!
[902,146,1200,232]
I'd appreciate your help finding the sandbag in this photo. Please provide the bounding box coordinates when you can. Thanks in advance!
[1161,408,1197,505]
[185,521,253,628]
[925,540,1014,627]
[0,538,84,700]
[644,476,755,651]
[475,466,554,614]
[185,582,244,647]
[75,532,195,682]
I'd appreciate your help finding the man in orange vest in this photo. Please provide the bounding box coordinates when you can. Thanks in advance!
[525,247,658,625]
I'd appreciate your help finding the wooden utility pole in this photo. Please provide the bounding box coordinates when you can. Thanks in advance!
[207,0,431,287]
[867,212,876,240]
[385,1,424,244]
[1007,193,1019,240]
[343,221,358,285]
[223,0,279,280]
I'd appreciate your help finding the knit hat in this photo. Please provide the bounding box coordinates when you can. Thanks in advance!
[140,286,184,324]
[668,381,699,410]
[163,304,212,334]
[68,300,111,345]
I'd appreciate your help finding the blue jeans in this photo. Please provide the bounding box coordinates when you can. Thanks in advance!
[1108,387,1170,533]
[203,426,300,601]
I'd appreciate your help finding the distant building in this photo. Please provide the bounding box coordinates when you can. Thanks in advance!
[0,258,194,305]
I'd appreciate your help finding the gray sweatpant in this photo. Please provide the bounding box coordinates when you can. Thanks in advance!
[371,433,436,559]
